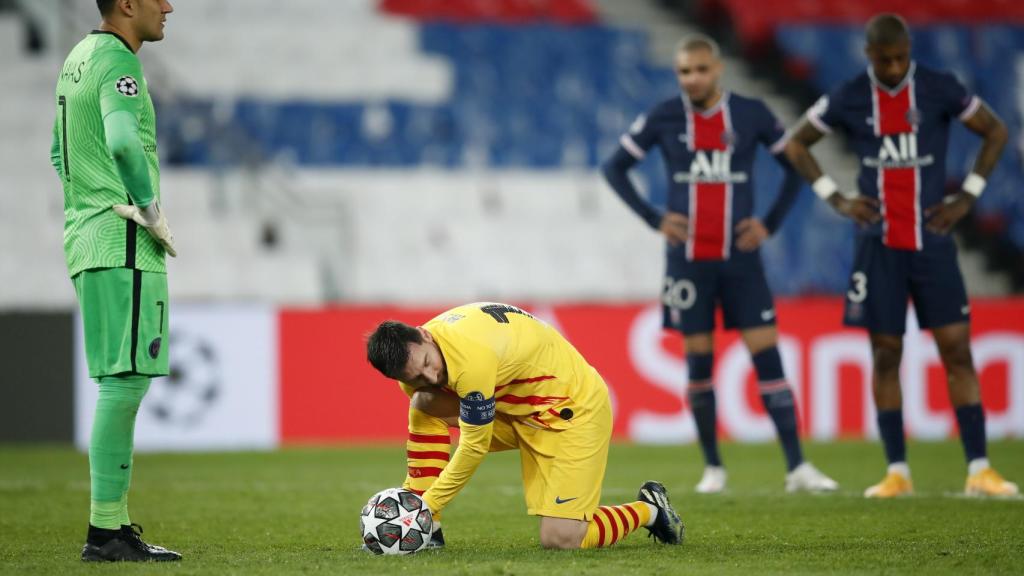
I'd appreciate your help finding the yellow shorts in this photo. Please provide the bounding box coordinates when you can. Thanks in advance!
[488,379,613,522]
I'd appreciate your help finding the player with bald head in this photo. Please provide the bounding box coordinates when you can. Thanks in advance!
[602,34,838,494]
[784,13,1018,498]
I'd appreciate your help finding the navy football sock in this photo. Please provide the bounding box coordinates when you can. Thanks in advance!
[954,403,987,464]
[752,347,803,471]
[876,409,907,465]
[686,353,721,467]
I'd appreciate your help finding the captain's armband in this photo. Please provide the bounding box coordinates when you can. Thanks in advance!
[459,392,495,425]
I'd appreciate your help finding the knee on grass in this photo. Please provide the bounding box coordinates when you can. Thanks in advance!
[539,519,587,550]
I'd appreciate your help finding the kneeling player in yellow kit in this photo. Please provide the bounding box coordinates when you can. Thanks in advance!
[366,303,684,549]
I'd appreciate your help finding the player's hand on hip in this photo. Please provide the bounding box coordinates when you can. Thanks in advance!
[924,192,975,235]
[734,217,769,251]
[659,212,689,246]
[828,193,880,227]
[112,201,178,257]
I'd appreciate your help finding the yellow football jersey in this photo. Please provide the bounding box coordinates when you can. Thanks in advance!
[405,302,610,513]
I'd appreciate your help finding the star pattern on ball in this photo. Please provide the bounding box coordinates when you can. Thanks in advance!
[116,75,140,97]
[360,488,433,555]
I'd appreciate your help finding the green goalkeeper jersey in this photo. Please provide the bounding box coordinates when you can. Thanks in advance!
[52,31,165,277]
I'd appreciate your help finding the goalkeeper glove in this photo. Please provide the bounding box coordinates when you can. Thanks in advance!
[112,201,178,257]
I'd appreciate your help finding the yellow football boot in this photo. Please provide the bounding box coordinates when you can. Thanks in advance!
[965,468,1019,497]
[864,471,913,498]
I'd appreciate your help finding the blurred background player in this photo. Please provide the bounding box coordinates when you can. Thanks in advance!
[784,13,1019,498]
[366,303,684,549]
[602,34,837,494]
[53,0,180,561]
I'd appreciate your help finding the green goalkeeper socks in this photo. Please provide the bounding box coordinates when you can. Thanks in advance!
[89,375,150,529]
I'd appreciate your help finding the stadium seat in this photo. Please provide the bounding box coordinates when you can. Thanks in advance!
[712,0,1024,51]
[379,0,598,24]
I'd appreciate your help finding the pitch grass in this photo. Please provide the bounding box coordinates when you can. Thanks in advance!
[1,441,1022,575]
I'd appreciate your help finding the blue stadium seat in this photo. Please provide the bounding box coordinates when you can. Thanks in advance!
[168,21,1024,293]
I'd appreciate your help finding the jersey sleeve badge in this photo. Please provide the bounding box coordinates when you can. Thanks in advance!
[115,75,139,97]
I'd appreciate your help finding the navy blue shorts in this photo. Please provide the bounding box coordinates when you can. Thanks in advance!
[843,235,970,335]
[661,251,776,335]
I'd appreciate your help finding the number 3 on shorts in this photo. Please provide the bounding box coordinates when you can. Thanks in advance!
[847,271,867,304]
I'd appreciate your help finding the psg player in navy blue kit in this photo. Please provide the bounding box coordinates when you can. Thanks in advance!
[603,35,838,494]
[784,14,1018,498]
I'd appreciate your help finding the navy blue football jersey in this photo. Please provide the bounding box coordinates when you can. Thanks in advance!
[620,92,788,261]
[805,62,979,251]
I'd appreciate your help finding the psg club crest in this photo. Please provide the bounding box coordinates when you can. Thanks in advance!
[905,108,921,126]
[115,75,139,97]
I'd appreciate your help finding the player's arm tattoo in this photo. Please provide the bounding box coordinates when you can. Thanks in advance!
[782,120,827,183]
[961,102,1009,179]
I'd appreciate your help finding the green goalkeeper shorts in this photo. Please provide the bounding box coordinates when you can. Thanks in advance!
[73,267,170,378]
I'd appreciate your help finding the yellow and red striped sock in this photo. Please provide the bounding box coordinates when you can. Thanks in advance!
[402,408,451,498]
[580,502,652,548]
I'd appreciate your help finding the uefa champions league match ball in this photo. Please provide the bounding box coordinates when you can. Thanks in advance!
[360,488,433,555]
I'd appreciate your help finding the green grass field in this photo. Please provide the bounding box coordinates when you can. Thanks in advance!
[1,441,1022,575]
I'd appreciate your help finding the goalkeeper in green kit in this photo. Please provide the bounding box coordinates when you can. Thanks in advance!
[51,0,180,562]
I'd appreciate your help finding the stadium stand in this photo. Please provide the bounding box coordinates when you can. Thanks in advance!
[2,0,1017,306]
[380,0,598,24]
[150,0,856,295]
[699,0,1024,52]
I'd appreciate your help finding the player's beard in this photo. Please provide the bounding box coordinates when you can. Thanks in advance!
[689,86,718,109]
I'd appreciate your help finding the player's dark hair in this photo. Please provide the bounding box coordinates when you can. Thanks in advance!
[865,13,910,47]
[366,320,423,379]
[96,0,117,16]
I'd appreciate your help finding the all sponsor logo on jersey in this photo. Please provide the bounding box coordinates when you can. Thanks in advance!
[862,133,934,169]
[673,150,748,184]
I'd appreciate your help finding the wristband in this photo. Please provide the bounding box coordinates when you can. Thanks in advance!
[962,173,986,197]
[811,175,838,200]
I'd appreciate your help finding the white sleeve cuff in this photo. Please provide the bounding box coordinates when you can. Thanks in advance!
[619,134,646,160]
[768,133,789,155]
[958,96,981,122]
[806,111,833,135]
[805,95,834,134]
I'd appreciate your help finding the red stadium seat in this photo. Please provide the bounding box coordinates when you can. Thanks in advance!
[709,0,1024,50]
[379,0,597,24]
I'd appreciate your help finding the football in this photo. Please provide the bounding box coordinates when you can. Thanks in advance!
[359,488,433,555]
